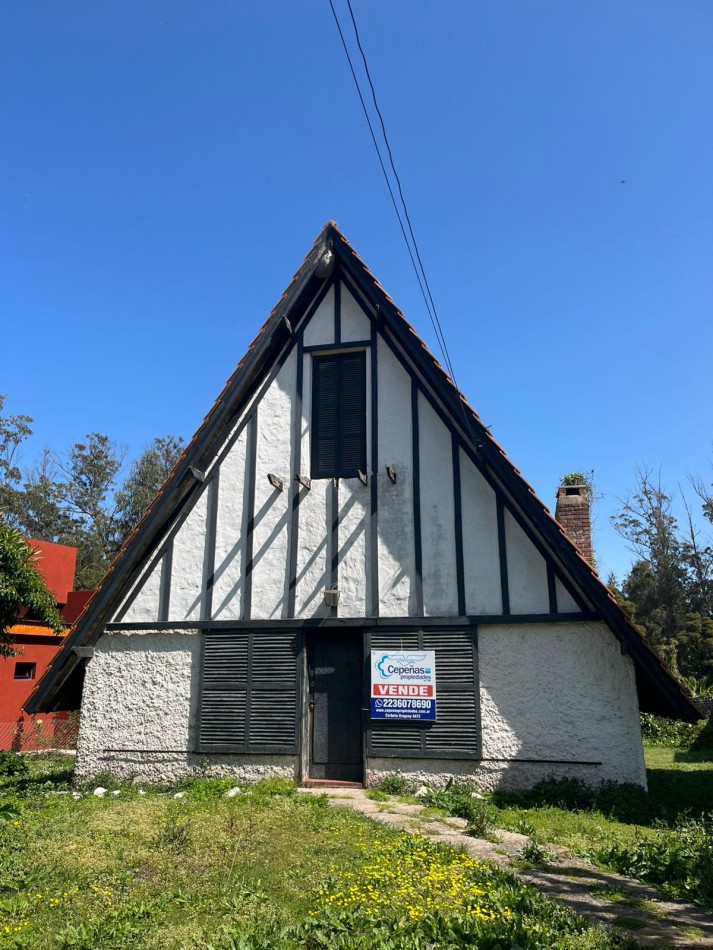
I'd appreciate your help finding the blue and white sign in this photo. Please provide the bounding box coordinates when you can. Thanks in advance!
[370,650,437,721]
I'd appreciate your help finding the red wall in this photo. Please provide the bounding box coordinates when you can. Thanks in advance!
[0,632,78,751]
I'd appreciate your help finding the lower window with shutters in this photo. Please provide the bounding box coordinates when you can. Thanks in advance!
[367,628,480,760]
[197,629,301,754]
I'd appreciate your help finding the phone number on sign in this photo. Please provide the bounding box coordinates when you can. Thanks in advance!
[379,698,432,709]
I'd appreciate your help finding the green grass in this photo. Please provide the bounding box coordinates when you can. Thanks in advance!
[0,759,636,949]
[492,745,713,908]
[644,746,713,820]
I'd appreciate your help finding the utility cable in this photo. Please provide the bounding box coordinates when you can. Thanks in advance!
[343,0,456,385]
[327,0,435,333]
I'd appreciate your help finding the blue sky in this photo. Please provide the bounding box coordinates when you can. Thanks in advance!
[2,1,712,581]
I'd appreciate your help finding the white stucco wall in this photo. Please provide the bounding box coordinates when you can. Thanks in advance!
[341,286,371,342]
[460,452,502,614]
[120,552,163,623]
[478,622,646,786]
[78,620,645,788]
[338,478,369,616]
[303,286,335,347]
[377,337,415,616]
[170,490,209,620]
[76,629,297,782]
[418,393,458,616]
[212,427,248,619]
[251,353,295,619]
[505,511,550,614]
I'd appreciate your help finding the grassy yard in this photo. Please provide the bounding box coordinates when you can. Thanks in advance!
[0,758,635,950]
[486,744,713,909]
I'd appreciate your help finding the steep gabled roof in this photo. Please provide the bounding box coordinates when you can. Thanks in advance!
[26,222,702,723]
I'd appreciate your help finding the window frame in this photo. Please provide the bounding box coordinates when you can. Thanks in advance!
[14,662,36,680]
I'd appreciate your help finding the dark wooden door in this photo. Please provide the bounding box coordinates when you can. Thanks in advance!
[308,632,363,781]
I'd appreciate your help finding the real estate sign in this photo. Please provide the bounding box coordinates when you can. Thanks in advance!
[370,650,436,721]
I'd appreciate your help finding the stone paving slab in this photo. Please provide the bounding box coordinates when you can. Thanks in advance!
[301,787,713,949]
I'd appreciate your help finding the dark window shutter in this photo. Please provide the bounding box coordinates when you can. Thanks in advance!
[311,352,366,478]
[313,357,339,477]
[340,353,366,473]
[367,629,480,760]
[198,630,301,754]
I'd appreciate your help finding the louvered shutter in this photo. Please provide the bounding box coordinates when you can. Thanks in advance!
[198,630,301,754]
[312,357,339,477]
[311,352,366,478]
[367,629,479,760]
[340,353,366,475]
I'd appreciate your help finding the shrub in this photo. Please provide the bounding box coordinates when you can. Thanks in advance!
[640,713,704,748]
[0,751,29,777]
[691,716,713,753]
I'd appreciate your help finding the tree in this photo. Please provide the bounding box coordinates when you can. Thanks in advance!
[612,468,688,647]
[0,394,33,522]
[53,434,127,589]
[613,465,713,679]
[0,524,63,657]
[115,436,184,540]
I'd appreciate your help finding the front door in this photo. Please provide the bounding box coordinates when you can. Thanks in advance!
[308,631,363,781]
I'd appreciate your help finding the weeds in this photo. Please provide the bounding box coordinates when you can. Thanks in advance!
[593,815,713,907]
[377,774,409,795]
[518,838,560,867]
[422,780,496,838]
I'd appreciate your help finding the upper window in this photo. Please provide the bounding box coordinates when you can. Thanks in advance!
[14,662,36,680]
[311,351,366,479]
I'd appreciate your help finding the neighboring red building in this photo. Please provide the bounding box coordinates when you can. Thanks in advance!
[0,540,92,751]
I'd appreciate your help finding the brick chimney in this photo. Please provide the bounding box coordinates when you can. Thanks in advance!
[555,484,593,564]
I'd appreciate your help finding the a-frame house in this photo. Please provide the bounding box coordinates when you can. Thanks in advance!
[27,223,699,788]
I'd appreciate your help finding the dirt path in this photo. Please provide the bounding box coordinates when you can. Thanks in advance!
[301,787,713,949]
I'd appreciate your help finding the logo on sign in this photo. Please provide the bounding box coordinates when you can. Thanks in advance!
[375,653,432,679]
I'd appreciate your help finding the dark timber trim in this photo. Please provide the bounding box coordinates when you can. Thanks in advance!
[473,626,482,759]
[496,496,510,615]
[334,273,341,344]
[452,434,466,616]
[242,411,258,621]
[202,472,220,621]
[330,479,339,614]
[370,320,379,616]
[105,612,600,632]
[411,379,424,614]
[547,563,558,615]
[158,541,173,622]
[302,340,371,354]
[287,333,304,617]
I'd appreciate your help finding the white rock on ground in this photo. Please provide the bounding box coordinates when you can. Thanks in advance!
[414,786,430,798]
[173,792,184,799]
[225,787,241,798]
[93,787,107,797]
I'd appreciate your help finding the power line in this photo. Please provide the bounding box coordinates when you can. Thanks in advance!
[328,0,460,395]
[326,0,435,338]
[343,0,456,384]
